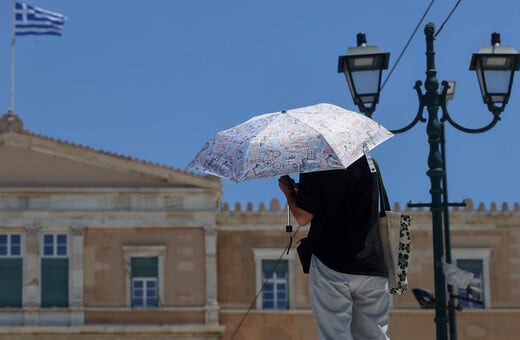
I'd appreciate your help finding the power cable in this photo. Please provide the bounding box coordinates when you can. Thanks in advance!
[382,0,464,90]
[435,0,463,38]
[381,0,437,90]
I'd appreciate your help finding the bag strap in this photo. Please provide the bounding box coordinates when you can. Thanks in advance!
[373,159,391,216]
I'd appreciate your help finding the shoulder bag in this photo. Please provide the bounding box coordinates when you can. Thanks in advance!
[375,161,412,295]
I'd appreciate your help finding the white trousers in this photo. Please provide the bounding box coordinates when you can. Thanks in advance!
[309,254,390,340]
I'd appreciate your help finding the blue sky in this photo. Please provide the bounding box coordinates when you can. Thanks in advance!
[1,0,520,210]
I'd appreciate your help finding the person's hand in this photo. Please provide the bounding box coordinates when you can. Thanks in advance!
[278,175,313,226]
[278,175,296,196]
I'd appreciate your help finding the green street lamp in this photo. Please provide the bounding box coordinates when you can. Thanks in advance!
[338,22,520,340]
[337,32,390,118]
[470,32,520,115]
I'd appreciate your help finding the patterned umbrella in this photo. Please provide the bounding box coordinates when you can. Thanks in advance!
[187,103,393,182]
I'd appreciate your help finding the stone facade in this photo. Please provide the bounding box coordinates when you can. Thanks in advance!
[217,199,520,340]
[1,113,520,339]
[0,120,224,339]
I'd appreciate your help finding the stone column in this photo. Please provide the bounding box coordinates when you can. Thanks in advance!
[204,224,219,325]
[23,225,41,325]
[69,225,85,326]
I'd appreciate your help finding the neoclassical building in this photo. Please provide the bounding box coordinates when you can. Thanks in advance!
[1,111,520,340]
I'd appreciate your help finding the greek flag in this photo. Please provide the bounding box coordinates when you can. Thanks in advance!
[14,2,66,36]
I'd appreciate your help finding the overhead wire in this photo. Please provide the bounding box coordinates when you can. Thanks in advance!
[381,0,437,90]
[435,0,463,38]
[381,0,464,90]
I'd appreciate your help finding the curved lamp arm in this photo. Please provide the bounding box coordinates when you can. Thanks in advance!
[389,81,428,134]
[439,81,502,134]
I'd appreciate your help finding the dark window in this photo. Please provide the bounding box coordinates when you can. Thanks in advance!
[131,257,158,308]
[41,234,69,308]
[43,234,67,256]
[456,259,484,309]
[0,234,21,257]
[41,258,69,307]
[0,258,23,307]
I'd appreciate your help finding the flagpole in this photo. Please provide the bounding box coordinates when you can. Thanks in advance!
[9,0,16,113]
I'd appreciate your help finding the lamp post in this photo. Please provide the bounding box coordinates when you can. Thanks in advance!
[338,22,520,340]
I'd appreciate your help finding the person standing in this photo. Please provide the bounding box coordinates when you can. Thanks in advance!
[278,155,390,340]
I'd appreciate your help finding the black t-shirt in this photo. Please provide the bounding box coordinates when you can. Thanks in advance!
[296,156,388,277]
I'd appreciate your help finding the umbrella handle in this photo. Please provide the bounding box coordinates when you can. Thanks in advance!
[285,204,294,255]
[285,204,292,233]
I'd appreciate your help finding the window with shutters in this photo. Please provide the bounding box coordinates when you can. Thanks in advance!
[41,233,69,308]
[131,257,158,308]
[0,234,22,307]
[253,248,295,310]
[452,248,491,309]
[122,245,165,308]
[262,259,289,310]
[455,259,484,309]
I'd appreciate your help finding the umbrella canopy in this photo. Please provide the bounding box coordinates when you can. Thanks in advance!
[187,103,393,182]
